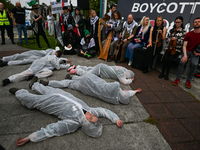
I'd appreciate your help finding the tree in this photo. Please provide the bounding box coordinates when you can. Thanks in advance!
[1,0,15,11]
[88,0,118,17]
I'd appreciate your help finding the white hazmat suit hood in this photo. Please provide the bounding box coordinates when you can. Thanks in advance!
[81,116,102,138]
[126,70,134,79]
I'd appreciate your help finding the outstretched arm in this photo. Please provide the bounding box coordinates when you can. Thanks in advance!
[91,107,123,127]
[16,120,80,146]
[118,77,133,85]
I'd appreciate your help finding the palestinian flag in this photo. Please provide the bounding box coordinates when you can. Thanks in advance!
[60,15,65,37]
[26,0,37,6]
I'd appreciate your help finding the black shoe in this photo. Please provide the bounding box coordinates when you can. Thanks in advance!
[19,42,22,45]
[1,42,5,45]
[9,88,19,94]
[26,75,35,81]
[29,76,38,89]
[164,75,169,80]
[158,73,164,78]
[2,79,11,86]
[12,41,16,44]
[38,45,42,48]
[26,42,30,45]
[142,69,149,74]
[0,61,8,67]
[107,58,113,62]
[116,60,123,63]
[0,59,3,64]
[48,45,51,48]
[65,74,72,80]
[39,80,48,86]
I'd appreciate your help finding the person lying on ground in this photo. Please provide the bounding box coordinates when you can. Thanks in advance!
[9,79,123,146]
[68,63,135,85]
[2,51,71,86]
[39,73,141,104]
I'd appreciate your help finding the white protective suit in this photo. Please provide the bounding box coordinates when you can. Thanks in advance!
[14,82,120,142]
[8,55,70,83]
[48,74,136,104]
[75,63,135,85]
[2,49,59,66]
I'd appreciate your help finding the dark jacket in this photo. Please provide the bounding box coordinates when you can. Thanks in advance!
[75,15,84,37]
[131,25,151,45]
[63,30,80,48]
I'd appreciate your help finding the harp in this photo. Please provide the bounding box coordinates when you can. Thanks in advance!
[98,18,113,61]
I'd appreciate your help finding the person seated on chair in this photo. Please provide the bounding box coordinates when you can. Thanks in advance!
[63,24,80,55]
[78,30,96,59]
[125,16,151,66]
[117,14,138,63]
[102,10,123,62]
[159,16,186,80]
[142,15,167,73]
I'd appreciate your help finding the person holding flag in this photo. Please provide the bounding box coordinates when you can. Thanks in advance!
[74,8,84,37]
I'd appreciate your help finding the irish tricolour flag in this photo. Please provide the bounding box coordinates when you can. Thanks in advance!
[26,0,37,6]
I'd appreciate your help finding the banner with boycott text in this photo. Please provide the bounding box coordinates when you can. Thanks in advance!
[117,0,200,32]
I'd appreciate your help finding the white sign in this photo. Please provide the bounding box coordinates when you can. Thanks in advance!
[50,0,62,14]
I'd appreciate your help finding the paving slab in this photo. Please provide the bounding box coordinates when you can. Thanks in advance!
[0,53,171,149]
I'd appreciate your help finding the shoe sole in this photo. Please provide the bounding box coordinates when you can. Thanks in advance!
[29,76,38,89]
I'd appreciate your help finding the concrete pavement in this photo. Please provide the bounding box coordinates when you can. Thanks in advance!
[0,43,171,149]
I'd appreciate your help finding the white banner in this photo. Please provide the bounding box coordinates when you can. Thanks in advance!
[50,0,62,14]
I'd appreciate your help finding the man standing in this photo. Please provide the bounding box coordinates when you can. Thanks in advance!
[11,2,29,45]
[173,17,200,88]
[107,4,116,18]
[47,12,54,36]
[0,3,15,45]
[60,6,75,32]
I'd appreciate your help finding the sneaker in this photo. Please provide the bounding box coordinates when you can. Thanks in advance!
[29,76,38,89]
[2,79,11,86]
[1,42,5,45]
[185,80,191,89]
[67,65,76,72]
[9,88,19,94]
[70,69,77,74]
[0,61,8,67]
[173,79,180,86]
[39,80,48,86]
[12,41,16,44]
[65,74,72,80]
[26,75,35,81]
[128,61,132,66]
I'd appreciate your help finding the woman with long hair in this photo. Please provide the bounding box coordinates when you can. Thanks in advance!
[142,15,167,73]
[74,8,84,37]
[159,16,186,80]
[125,16,151,66]
[30,5,51,48]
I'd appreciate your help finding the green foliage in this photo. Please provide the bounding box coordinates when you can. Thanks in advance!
[144,116,158,125]
[88,0,118,17]
[1,0,15,11]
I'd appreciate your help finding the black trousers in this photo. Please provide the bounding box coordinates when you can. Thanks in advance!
[0,24,14,43]
[143,45,163,70]
[35,31,50,47]
[161,51,180,75]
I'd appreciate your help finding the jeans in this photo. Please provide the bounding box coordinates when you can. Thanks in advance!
[17,24,28,43]
[125,43,143,62]
[176,51,199,81]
